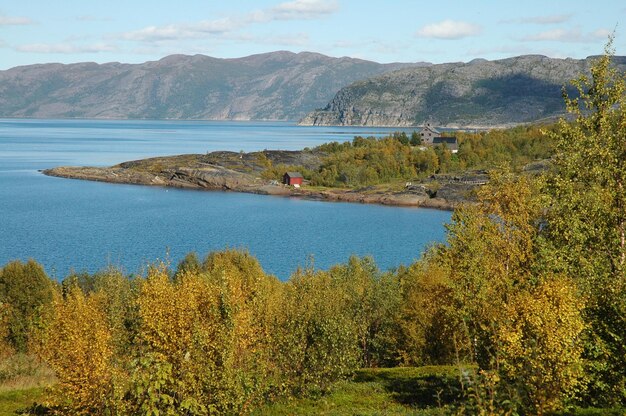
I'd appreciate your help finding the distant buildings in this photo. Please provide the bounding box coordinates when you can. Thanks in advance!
[419,123,458,153]
[420,123,440,145]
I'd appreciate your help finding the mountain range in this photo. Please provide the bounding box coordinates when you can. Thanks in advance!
[1,52,624,127]
[0,52,416,121]
[299,55,626,127]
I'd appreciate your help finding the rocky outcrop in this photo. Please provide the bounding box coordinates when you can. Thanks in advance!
[299,55,626,127]
[0,52,418,121]
[42,150,492,210]
[43,164,261,191]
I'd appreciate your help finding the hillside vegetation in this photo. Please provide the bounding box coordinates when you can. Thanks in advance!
[295,124,553,188]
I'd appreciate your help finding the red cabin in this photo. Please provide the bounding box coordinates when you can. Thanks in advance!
[283,172,303,186]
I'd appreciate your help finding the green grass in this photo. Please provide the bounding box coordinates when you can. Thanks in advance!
[0,364,622,415]
[555,408,626,416]
[0,354,53,416]
[0,388,44,416]
[255,366,626,416]
[254,366,461,415]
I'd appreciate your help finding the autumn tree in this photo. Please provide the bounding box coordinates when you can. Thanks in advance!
[442,172,541,365]
[129,265,211,414]
[434,170,586,413]
[129,252,282,414]
[495,276,585,413]
[324,256,403,367]
[174,251,202,280]
[273,267,360,395]
[396,257,457,366]
[201,250,283,411]
[0,260,54,352]
[0,302,13,359]
[63,268,137,355]
[543,38,626,405]
[41,285,117,414]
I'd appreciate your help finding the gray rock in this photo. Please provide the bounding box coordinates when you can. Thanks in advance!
[299,55,626,127]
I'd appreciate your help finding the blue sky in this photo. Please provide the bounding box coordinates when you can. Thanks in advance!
[1,0,624,69]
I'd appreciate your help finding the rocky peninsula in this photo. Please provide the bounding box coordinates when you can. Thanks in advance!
[43,150,486,210]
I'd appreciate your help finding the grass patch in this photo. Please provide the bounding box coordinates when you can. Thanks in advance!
[0,388,44,416]
[0,355,55,393]
[0,363,621,415]
[0,355,53,416]
[256,366,626,415]
[554,408,626,416]
[254,366,462,415]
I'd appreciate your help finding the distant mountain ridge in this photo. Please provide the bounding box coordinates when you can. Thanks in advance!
[0,51,419,120]
[299,55,626,127]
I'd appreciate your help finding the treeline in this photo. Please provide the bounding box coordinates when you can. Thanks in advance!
[262,124,554,188]
[0,253,417,414]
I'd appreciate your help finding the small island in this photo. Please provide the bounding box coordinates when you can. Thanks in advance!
[44,125,551,210]
[43,151,481,210]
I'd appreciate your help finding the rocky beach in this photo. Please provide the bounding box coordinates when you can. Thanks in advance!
[43,150,485,210]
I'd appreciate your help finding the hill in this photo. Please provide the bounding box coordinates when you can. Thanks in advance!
[0,51,418,120]
[299,55,626,127]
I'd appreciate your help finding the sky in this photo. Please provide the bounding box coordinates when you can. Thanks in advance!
[1,0,625,70]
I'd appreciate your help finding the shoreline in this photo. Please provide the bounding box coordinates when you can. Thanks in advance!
[42,166,460,211]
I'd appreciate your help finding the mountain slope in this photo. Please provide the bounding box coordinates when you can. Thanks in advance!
[0,51,419,120]
[299,55,626,127]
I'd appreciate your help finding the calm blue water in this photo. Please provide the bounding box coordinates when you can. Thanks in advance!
[0,119,451,280]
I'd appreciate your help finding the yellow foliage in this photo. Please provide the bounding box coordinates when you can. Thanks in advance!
[41,286,115,414]
[496,276,586,414]
[0,303,14,359]
[136,267,207,362]
[132,254,282,414]
[397,260,459,365]
[273,268,360,394]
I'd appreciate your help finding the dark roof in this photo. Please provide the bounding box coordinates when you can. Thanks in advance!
[284,172,303,178]
[433,136,457,144]
[433,137,458,151]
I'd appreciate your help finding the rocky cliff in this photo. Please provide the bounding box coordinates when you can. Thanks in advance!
[299,55,626,127]
[0,51,419,120]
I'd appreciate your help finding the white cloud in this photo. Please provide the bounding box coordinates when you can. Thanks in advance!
[122,18,241,42]
[0,14,34,26]
[525,14,572,24]
[15,43,117,54]
[523,29,571,41]
[521,27,612,43]
[120,0,338,43]
[416,20,482,40]
[591,28,612,39]
[268,33,310,46]
[271,0,338,20]
[76,15,113,22]
[332,39,374,49]
[502,14,572,25]
[194,18,243,34]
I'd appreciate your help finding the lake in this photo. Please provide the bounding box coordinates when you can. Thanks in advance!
[0,119,451,280]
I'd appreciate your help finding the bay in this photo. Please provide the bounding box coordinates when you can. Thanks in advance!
[0,119,451,280]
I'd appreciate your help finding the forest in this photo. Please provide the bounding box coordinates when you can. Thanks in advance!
[0,45,625,415]
[259,118,555,189]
